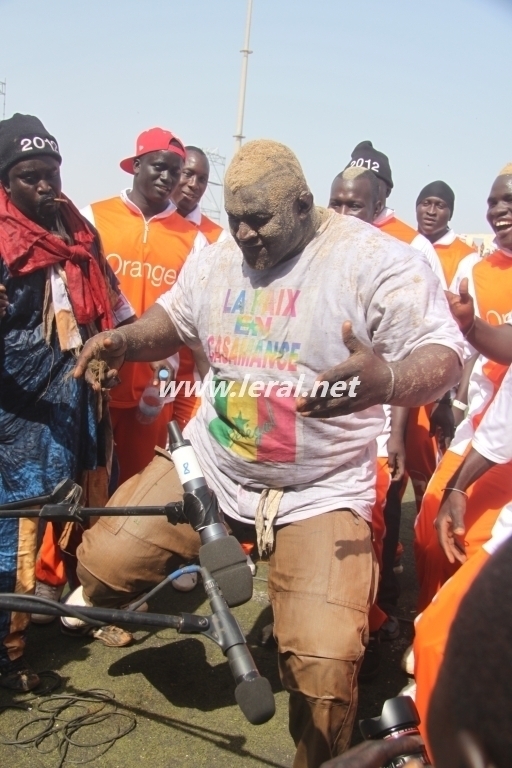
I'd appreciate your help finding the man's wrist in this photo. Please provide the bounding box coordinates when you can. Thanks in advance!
[384,364,395,404]
[463,317,476,338]
[443,486,468,498]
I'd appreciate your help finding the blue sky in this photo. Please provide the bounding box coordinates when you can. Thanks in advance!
[1,0,510,232]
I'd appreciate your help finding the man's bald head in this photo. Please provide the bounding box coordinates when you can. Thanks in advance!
[328,167,382,223]
[487,163,512,251]
[224,140,320,270]
[225,139,308,197]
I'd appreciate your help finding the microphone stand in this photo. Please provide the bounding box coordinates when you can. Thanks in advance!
[0,479,186,524]
[0,444,275,723]
[0,567,232,646]
[0,567,274,724]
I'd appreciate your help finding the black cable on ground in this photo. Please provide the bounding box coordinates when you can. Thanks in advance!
[0,683,136,767]
[0,593,105,627]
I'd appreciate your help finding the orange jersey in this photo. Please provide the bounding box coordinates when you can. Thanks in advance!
[471,251,512,425]
[432,230,477,287]
[377,214,418,244]
[83,194,206,405]
[198,214,225,244]
[450,250,512,440]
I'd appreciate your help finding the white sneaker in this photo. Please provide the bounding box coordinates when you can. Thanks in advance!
[31,581,65,624]
[401,644,415,676]
[399,680,417,700]
[246,554,256,576]
[60,585,88,629]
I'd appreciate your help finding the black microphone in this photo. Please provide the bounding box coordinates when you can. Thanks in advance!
[202,568,275,725]
[168,422,253,607]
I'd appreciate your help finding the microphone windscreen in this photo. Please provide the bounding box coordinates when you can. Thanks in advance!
[199,537,253,607]
[235,677,276,725]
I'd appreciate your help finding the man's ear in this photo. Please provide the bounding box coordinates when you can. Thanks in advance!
[132,158,141,177]
[373,198,384,221]
[297,190,314,217]
[456,730,496,768]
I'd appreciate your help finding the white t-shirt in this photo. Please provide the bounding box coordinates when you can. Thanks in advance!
[473,364,512,465]
[374,215,449,457]
[157,210,463,525]
[447,252,512,456]
[469,364,512,555]
[409,233,447,289]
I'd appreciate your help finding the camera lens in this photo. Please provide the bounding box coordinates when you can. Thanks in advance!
[359,696,432,767]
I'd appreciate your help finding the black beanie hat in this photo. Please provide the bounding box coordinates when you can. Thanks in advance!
[416,180,455,216]
[0,113,61,176]
[346,140,393,190]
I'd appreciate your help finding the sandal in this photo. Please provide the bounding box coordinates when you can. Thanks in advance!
[61,622,133,647]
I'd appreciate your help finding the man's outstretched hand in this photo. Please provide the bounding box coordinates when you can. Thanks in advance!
[73,330,128,392]
[445,277,474,335]
[297,322,393,418]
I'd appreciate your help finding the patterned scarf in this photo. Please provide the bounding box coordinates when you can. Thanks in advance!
[0,187,114,338]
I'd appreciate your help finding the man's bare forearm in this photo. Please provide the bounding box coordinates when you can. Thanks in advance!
[390,345,462,407]
[390,406,409,438]
[466,320,512,365]
[455,353,478,403]
[122,305,184,363]
[445,447,496,492]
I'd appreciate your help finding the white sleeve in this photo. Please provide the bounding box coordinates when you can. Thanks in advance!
[448,253,481,295]
[156,242,219,350]
[191,231,208,255]
[365,239,464,364]
[80,204,95,227]
[472,365,512,463]
[448,254,484,360]
[111,292,136,325]
[217,229,230,243]
[410,233,447,290]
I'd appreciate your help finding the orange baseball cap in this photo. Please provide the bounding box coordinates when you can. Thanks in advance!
[120,127,186,174]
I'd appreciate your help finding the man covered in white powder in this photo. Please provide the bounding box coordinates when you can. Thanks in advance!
[72,140,463,768]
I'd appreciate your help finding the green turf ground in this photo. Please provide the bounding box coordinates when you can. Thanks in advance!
[0,487,417,768]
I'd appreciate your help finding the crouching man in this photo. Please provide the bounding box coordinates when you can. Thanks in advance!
[72,140,462,768]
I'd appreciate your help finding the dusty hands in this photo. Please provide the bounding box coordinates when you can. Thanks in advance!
[149,359,176,387]
[72,330,128,392]
[297,322,393,418]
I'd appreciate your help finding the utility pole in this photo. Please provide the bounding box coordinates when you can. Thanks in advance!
[0,80,6,119]
[201,149,226,223]
[233,0,253,154]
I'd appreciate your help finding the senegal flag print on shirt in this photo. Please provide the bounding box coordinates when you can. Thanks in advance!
[208,377,297,463]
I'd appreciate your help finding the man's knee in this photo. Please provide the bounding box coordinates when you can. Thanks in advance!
[76,451,200,600]
[76,561,137,609]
